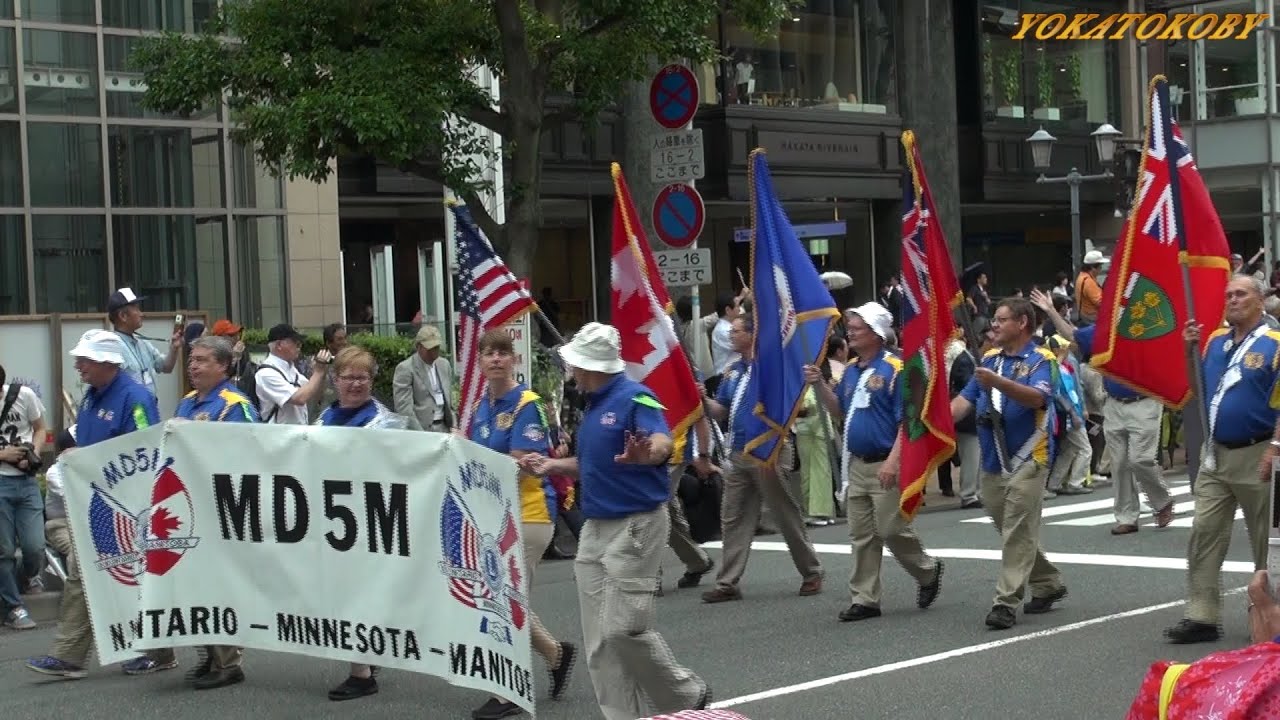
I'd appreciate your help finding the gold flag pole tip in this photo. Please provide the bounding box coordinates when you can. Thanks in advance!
[444,198,462,208]
[610,162,622,178]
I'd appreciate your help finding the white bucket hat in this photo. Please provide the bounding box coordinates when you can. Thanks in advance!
[559,322,626,374]
[1083,250,1109,266]
[69,329,126,366]
[851,302,893,341]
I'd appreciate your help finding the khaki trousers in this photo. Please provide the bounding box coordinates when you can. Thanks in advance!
[844,458,937,607]
[714,451,822,590]
[576,506,703,720]
[1104,398,1171,525]
[665,465,712,573]
[1047,424,1091,492]
[47,518,92,666]
[1185,441,1272,624]
[980,462,1064,608]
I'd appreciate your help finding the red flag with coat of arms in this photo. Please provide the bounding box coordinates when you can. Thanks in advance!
[1089,75,1231,407]
[609,163,703,456]
[897,130,962,521]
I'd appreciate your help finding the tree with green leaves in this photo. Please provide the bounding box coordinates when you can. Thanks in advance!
[134,0,789,276]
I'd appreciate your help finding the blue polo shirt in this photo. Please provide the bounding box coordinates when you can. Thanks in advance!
[835,349,903,458]
[577,374,671,519]
[715,359,753,452]
[469,384,556,525]
[76,372,161,447]
[1072,324,1142,401]
[1202,324,1280,445]
[174,380,257,423]
[961,341,1058,474]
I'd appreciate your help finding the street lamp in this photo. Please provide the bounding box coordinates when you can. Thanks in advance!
[1027,122,1124,280]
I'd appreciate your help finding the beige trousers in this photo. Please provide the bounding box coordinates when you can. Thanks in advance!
[666,464,712,573]
[576,506,703,720]
[844,458,937,607]
[47,518,92,666]
[1104,398,1171,525]
[714,451,822,590]
[980,462,1065,608]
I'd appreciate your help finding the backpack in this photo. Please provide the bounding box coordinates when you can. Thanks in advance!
[238,363,297,423]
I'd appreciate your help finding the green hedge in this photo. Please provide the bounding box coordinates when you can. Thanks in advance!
[238,328,564,413]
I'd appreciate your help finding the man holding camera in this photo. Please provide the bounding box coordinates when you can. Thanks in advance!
[0,363,47,630]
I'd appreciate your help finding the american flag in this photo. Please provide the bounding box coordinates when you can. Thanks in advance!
[88,487,141,586]
[450,203,538,435]
[441,487,492,608]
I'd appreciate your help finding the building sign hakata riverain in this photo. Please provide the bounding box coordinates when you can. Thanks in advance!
[62,422,535,714]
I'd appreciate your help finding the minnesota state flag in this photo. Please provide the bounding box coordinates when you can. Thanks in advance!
[743,149,841,465]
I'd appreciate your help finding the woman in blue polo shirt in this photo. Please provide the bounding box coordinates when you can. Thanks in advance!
[467,329,574,720]
[319,346,407,702]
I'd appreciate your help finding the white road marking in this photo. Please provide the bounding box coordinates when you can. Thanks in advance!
[962,484,1194,525]
[711,587,1247,709]
[700,540,1256,573]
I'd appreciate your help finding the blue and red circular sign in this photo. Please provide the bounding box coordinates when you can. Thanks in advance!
[652,183,704,248]
[649,64,699,129]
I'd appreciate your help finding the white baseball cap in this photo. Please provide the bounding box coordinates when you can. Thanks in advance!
[851,302,893,341]
[69,329,126,366]
[558,322,626,374]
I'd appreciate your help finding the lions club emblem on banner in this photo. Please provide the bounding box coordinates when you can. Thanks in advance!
[438,460,528,646]
[88,458,201,586]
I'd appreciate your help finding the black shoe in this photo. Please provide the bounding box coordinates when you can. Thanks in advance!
[838,604,882,622]
[472,697,522,719]
[1164,619,1222,644]
[677,559,715,589]
[985,605,1016,630]
[1025,587,1067,614]
[328,675,378,701]
[549,642,575,700]
[960,499,983,509]
[185,652,212,683]
[193,666,245,690]
[369,665,380,678]
[917,560,944,609]
[694,681,712,710]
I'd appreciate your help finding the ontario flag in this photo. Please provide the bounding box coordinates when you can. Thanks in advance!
[609,163,703,457]
[897,131,963,521]
[1089,75,1231,406]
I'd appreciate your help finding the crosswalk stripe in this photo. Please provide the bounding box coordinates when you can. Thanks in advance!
[962,484,1193,525]
[1051,495,1195,527]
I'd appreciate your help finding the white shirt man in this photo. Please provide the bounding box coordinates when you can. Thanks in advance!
[255,324,330,425]
[0,371,47,630]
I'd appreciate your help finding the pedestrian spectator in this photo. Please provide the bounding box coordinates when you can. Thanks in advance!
[0,362,47,630]
[106,287,182,396]
[255,324,331,425]
[391,325,455,432]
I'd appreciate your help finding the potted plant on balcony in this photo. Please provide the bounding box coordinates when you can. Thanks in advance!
[996,47,1024,118]
[1033,48,1059,121]
[1233,85,1265,115]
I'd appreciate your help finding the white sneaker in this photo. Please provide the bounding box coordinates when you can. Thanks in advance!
[6,607,36,630]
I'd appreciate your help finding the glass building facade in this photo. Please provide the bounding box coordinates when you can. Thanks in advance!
[0,0,288,327]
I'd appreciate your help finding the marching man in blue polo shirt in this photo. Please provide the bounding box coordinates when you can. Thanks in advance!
[523,323,709,720]
[1166,275,1280,644]
[804,302,943,622]
[951,298,1068,631]
[27,330,160,679]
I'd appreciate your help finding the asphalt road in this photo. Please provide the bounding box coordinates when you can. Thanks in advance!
[0,472,1260,720]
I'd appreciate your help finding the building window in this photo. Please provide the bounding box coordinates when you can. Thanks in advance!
[236,216,287,328]
[102,0,218,33]
[0,121,20,207]
[104,35,219,121]
[1168,40,1192,122]
[27,122,103,207]
[24,29,99,118]
[719,0,897,113]
[1198,0,1264,119]
[232,142,283,209]
[21,0,94,26]
[981,2,1117,124]
[0,216,26,314]
[0,1,11,19]
[32,214,107,313]
[112,214,229,318]
[108,125,225,208]
[0,27,16,113]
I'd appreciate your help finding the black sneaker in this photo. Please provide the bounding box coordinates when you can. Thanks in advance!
[838,604,882,622]
[328,674,378,701]
[1025,587,1068,614]
[185,650,212,683]
[917,560,944,609]
[472,697,522,719]
[193,666,244,690]
[1164,619,1222,644]
[549,642,575,700]
[985,605,1016,630]
[678,559,715,589]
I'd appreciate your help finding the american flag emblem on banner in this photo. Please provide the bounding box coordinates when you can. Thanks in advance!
[450,203,538,435]
[88,485,144,586]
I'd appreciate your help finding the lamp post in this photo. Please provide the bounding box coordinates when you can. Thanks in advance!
[1027,122,1124,279]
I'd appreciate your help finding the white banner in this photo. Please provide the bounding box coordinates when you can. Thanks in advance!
[63,422,535,713]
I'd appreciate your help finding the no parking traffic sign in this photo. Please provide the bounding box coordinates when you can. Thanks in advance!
[651,183,705,249]
[649,64,699,130]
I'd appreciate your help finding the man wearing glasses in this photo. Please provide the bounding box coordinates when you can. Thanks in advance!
[255,324,332,425]
[951,298,1068,631]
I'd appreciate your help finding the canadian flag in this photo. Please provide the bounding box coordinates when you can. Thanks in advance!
[609,163,703,455]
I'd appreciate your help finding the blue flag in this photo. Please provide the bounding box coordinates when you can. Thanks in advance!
[743,149,840,464]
